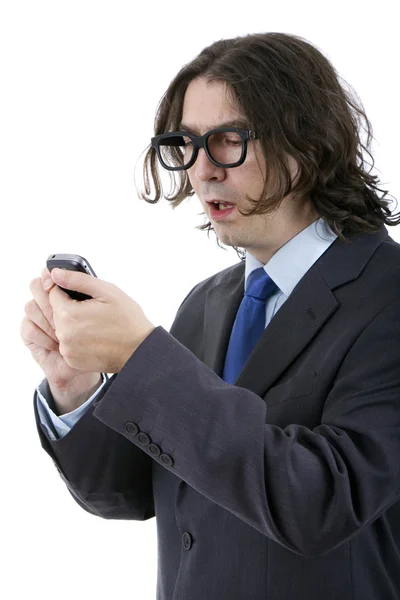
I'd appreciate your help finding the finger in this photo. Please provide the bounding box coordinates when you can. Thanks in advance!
[29,277,56,326]
[48,282,72,313]
[24,299,59,342]
[20,316,60,352]
[41,267,55,290]
[51,267,108,299]
[41,266,51,279]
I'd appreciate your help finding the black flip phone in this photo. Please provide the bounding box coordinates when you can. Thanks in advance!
[46,254,97,301]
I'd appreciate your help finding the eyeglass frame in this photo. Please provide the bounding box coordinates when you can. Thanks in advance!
[150,127,258,171]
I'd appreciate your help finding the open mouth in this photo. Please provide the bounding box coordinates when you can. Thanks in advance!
[208,202,236,220]
[210,201,235,211]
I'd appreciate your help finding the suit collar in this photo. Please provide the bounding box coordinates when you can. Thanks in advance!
[203,226,389,396]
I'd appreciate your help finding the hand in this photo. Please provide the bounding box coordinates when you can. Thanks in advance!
[48,268,157,373]
[21,267,99,387]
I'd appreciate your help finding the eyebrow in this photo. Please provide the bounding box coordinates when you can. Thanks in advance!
[178,119,250,133]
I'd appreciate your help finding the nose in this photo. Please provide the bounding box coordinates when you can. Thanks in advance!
[192,148,226,182]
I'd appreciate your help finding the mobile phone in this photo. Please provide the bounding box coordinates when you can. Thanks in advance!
[46,254,97,301]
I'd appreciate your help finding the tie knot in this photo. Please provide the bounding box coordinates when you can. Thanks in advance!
[245,267,278,301]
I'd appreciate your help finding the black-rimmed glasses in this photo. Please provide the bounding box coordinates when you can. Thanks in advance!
[151,127,258,171]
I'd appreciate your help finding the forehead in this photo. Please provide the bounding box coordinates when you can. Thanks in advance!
[181,78,247,133]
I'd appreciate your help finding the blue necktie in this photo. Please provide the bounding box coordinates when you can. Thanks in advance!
[222,267,279,384]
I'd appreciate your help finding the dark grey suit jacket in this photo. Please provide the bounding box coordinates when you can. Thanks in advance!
[34,225,400,599]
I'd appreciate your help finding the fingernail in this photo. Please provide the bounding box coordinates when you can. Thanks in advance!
[43,278,53,291]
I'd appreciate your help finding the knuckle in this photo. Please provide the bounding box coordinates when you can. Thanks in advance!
[56,329,71,344]
[64,354,78,369]
[64,350,73,361]
[20,317,28,338]
[24,299,36,316]
[20,317,34,340]
[56,312,67,328]
[29,278,40,293]
[62,331,73,345]
[60,308,69,320]
[60,344,73,361]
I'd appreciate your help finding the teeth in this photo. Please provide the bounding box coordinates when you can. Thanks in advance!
[219,203,234,210]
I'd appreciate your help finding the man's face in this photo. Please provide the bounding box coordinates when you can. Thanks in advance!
[181,77,318,263]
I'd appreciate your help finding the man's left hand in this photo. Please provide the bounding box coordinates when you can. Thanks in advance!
[47,268,157,373]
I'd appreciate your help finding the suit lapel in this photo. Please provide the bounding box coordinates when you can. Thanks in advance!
[203,226,389,397]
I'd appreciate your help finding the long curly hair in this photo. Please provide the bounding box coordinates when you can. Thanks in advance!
[138,32,399,260]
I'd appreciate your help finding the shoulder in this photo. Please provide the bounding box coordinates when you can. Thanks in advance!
[377,233,400,259]
[180,260,245,305]
[370,233,400,289]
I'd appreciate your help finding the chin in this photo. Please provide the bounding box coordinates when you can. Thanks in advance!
[216,231,241,247]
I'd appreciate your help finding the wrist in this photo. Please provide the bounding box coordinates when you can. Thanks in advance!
[48,373,103,415]
[119,324,157,372]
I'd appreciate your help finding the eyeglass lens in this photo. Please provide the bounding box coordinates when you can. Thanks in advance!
[159,131,244,169]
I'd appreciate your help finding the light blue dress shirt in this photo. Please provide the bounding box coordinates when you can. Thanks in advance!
[36,217,338,441]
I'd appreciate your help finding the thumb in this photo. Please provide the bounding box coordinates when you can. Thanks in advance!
[51,268,104,297]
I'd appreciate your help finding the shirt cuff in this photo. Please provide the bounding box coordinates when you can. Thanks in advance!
[36,373,109,440]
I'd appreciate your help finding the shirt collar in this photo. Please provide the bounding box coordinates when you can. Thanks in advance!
[244,218,338,297]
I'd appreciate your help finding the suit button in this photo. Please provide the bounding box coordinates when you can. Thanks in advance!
[160,453,174,467]
[182,532,193,550]
[148,443,161,457]
[137,432,150,446]
[125,422,139,435]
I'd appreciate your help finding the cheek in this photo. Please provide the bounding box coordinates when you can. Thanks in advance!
[186,167,197,190]
[235,162,265,194]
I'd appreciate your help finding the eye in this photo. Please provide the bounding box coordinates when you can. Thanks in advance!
[212,132,242,146]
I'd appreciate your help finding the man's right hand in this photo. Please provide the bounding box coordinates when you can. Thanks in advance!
[20,267,102,414]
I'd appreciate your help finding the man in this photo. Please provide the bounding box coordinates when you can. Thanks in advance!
[23,32,400,599]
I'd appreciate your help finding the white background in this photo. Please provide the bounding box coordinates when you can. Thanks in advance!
[1,0,399,598]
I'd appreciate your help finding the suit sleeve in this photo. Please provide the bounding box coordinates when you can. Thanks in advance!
[33,283,201,520]
[34,374,155,520]
[91,295,400,556]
